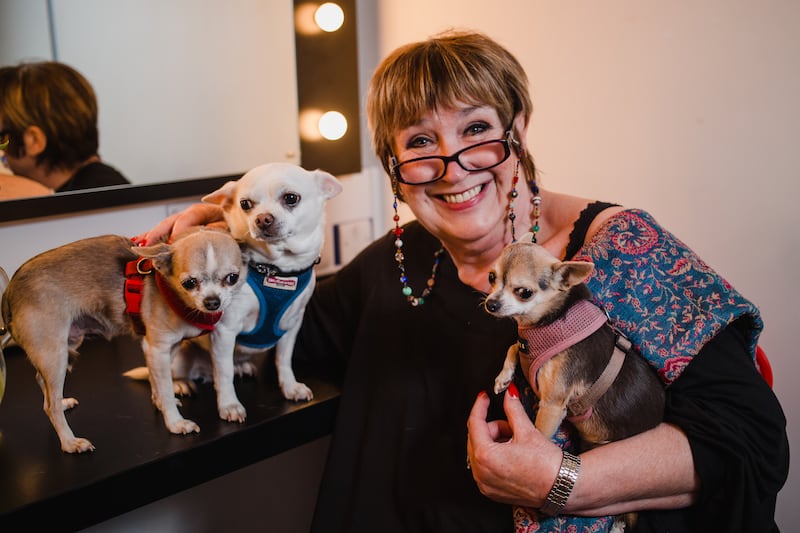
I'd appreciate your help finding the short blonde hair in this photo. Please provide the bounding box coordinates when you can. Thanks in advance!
[366,30,536,183]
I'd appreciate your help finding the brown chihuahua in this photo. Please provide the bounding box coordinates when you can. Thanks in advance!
[484,235,665,450]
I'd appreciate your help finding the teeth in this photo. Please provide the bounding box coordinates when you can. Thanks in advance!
[442,184,482,204]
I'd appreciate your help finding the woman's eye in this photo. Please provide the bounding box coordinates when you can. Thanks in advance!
[465,122,490,136]
[407,136,432,149]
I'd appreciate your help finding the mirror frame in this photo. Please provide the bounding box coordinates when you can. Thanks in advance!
[0,175,237,223]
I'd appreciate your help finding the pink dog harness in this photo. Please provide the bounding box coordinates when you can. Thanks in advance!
[517,299,629,421]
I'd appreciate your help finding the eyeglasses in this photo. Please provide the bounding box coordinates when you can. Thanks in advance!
[0,131,9,151]
[390,129,518,185]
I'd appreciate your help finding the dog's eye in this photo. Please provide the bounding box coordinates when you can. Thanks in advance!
[182,278,199,290]
[515,287,534,300]
[240,198,254,211]
[225,272,240,286]
[283,192,300,207]
[488,271,496,286]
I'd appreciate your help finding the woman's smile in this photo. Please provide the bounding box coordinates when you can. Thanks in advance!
[438,182,486,205]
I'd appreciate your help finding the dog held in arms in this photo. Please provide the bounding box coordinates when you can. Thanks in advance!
[132,162,343,403]
[484,234,665,530]
[0,227,247,453]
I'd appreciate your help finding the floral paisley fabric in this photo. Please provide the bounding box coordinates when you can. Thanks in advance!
[514,209,763,532]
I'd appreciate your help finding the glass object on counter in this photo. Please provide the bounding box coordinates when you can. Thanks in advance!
[0,267,8,407]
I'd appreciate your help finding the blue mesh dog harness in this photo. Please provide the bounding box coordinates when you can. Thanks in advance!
[236,263,314,349]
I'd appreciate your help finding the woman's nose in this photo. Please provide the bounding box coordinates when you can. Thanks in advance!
[439,144,469,182]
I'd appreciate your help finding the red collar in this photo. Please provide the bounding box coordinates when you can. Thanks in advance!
[124,258,222,335]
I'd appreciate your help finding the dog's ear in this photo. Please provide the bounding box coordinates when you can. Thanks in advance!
[202,180,238,208]
[133,243,174,276]
[552,260,594,290]
[518,231,536,243]
[312,169,343,200]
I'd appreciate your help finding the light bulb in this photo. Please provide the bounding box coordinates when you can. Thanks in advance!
[318,111,347,140]
[314,3,344,32]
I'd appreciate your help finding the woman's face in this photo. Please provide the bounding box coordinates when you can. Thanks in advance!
[392,104,524,248]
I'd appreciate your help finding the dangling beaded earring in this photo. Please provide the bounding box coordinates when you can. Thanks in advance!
[507,148,542,244]
[392,181,445,307]
[529,175,542,244]
[508,159,521,243]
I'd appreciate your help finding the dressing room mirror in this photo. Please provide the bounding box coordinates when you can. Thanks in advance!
[0,0,359,222]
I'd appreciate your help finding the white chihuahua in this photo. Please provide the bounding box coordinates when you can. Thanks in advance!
[161,163,343,405]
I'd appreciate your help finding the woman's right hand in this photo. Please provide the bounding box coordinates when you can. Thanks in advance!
[133,203,226,245]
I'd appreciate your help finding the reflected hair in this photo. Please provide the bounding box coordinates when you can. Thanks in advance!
[0,61,99,171]
[366,30,536,184]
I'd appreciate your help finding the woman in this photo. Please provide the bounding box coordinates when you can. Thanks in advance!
[139,31,787,532]
[0,61,129,193]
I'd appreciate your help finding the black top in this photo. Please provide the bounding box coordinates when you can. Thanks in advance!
[57,160,130,192]
[295,206,787,532]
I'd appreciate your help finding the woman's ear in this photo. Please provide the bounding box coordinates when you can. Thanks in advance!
[511,113,529,155]
[22,125,47,157]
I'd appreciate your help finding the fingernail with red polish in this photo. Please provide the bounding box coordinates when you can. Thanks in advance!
[508,383,519,399]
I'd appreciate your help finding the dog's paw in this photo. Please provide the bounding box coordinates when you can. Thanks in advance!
[61,397,79,410]
[63,437,95,454]
[234,361,258,378]
[173,379,196,396]
[219,402,247,423]
[493,373,513,394]
[168,418,200,435]
[282,382,314,402]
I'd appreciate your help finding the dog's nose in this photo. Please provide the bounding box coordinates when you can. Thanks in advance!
[256,213,274,229]
[204,296,221,311]
[485,299,501,313]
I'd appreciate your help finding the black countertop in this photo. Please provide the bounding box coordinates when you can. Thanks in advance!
[0,336,340,531]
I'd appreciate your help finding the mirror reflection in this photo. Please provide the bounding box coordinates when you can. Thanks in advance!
[0,0,300,201]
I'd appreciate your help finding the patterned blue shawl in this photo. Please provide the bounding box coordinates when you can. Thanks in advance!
[514,209,762,532]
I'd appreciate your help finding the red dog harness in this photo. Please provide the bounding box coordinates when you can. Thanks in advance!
[124,258,222,335]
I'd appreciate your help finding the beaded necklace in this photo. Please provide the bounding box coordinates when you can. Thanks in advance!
[392,157,541,306]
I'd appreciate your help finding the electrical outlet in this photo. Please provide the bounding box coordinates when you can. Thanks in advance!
[333,218,373,267]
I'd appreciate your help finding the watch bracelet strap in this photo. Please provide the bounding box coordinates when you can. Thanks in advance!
[540,451,581,516]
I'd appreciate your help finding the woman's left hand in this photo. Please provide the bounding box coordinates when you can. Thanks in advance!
[466,383,564,508]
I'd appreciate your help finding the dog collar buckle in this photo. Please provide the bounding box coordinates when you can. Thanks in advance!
[136,258,153,275]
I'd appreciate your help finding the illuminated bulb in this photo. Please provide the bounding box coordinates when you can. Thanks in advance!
[314,3,344,32]
[318,111,347,140]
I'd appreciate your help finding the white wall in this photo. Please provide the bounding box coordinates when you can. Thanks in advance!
[361,0,799,528]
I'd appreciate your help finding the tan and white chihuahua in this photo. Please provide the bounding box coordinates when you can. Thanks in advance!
[484,235,664,449]
[0,227,246,453]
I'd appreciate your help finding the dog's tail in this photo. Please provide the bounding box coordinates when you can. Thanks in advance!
[123,366,150,381]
